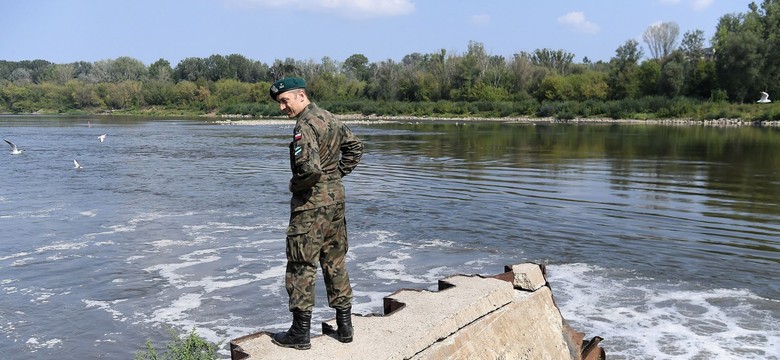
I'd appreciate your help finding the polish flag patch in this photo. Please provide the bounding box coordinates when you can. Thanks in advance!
[294,132,302,141]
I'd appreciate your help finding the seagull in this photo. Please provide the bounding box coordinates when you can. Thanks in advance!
[4,139,23,155]
[98,134,107,142]
[73,159,83,169]
[757,91,772,103]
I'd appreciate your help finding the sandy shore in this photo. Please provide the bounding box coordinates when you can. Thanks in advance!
[212,114,780,127]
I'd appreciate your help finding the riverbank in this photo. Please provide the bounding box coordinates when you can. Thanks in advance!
[213,113,780,127]
[4,110,780,127]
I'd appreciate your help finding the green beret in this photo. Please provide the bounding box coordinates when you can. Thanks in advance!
[269,77,306,100]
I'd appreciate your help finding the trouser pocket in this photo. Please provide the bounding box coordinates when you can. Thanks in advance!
[286,210,318,263]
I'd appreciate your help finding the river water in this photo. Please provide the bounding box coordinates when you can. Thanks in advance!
[1,115,778,359]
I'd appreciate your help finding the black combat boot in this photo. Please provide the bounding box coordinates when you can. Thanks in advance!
[272,311,312,350]
[335,307,353,343]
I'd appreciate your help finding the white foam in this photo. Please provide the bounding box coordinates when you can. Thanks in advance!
[80,210,97,217]
[464,258,495,267]
[35,241,88,253]
[144,254,221,287]
[185,222,268,233]
[84,299,129,322]
[350,230,400,249]
[149,239,190,248]
[351,288,391,315]
[151,293,202,323]
[32,291,55,303]
[418,239,455,248]
[10,257,34,266]
[0,252,30,261]
[25,337,62,351]
[190,264,287,293]
[358,249,438,284]
[1,205,62,220]
[547,263,780,360]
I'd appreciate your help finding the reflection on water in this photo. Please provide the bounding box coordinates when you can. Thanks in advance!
[0,117,778,359]
[355,122,780,294]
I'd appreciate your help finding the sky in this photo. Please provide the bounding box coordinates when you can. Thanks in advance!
[1,0,754,66]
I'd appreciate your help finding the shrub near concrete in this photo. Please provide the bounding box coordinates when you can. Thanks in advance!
[135,328,220,360]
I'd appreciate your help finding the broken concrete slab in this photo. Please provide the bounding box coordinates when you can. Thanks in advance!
[229,263,604,360]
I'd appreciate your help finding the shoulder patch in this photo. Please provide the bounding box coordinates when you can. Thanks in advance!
[294,132,302,141]
[294,145,302,156]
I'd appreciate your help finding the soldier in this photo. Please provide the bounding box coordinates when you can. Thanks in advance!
[269,77,363,350]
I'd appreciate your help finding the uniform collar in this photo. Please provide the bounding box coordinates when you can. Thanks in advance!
[295,102,317,119]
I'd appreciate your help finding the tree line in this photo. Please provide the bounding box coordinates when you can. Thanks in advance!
[1,0,779,120]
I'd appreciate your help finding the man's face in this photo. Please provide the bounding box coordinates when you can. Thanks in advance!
[276,90,306,118]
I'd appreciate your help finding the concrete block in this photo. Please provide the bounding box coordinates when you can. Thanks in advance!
[511,263,547,291]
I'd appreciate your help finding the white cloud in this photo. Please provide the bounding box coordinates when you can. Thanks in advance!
[227,0,415,19]
[659,0,713,11]
[557,11,599,34]
[470,14,491,26]
[691,0,714,11]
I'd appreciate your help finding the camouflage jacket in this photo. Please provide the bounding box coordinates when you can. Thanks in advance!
[289,103,363,212]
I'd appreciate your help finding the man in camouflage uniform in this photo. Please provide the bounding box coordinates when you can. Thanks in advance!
[269,77,363,350]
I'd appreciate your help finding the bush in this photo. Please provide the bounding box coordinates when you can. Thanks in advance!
[536,102,558,117]
[135,328,220,360]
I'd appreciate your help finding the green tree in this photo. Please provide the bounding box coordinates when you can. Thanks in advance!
[66,80,101,108]
[42,63,76,85]
[173,80,198,106]
[528,48,575,75]
[148,59,173,82]
[508,53,538,97]
[450,41,490,101]
[679,29,706,61]
[429,49,455,100]
[713,11,764,102]
[10,68,33,85]
[755,0,780,99]
[110,57,147,82]
[268,58,298,81]
[659,52,686,96]
[343,53,370,81]
[213,78,251,105]
[608,39,644,99]
[224,53,257,82]
[366,59,399,101]
[142,79,175,106]
[637,59,661,96]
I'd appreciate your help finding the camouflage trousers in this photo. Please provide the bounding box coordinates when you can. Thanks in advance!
[285,202,353,312]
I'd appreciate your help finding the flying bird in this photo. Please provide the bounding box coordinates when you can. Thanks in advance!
[757,91,772,103]
[4,139,23,155]
[98,134,107,142]
[73,159,83,169]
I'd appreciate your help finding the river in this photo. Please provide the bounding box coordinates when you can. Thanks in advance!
[1,115,778,359]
